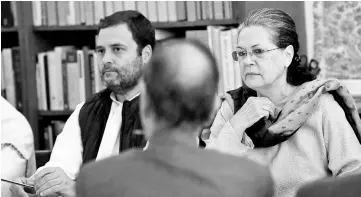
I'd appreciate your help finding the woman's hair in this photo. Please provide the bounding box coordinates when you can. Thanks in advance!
[238,8,317,86]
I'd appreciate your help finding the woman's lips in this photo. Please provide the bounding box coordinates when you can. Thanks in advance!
[246,72,260,76]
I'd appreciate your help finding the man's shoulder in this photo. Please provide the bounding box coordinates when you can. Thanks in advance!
[79,149,140,177]
[203,148,257,166]
[191,149,274,197]
[209,149,272,177]
[76,149,144,196]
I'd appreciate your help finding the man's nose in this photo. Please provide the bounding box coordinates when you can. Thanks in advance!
[102,51,113,65]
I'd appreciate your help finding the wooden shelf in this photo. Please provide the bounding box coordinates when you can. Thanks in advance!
[38,110,74,117]
[33,19,240,32]
[152,19,239,29]
[34,25,97,31]
[1,26,18,33]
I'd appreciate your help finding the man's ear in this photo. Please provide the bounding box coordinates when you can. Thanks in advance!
[141,44,152,64]
[203,95,221,129]
[284,45,294,68]
[139,79,152,116]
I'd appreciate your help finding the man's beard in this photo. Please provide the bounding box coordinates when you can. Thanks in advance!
[101,57,143,94]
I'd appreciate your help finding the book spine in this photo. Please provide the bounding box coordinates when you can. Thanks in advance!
[47,1,58,26]
[84,1,94,25]
[104,1,114,17]
[147,1,158,22]
[195,1,202,20]
[213,1,224,20]
[67,1,76,25]
[10,1,17,26]
[156,2,168,22]
[136,1,148,19]
[11,48,23,112]
[167,1,177,22]
[66,50,80,110]
[207,1,214,20]
[41,1,47,26]
[62,51,69,110]
[201,2,209,20]
[79,1,86,25]
[186,1,197,22]
[77,50,86,103]
[94,1,105,25]
[43,54,51,109]
[113,1,124,12]
[175,1,186,21]
[123,1,136,10]
[223,1,231,19]
[32,1,42,26]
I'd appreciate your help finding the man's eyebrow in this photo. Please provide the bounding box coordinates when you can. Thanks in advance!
[95,43,127,50]
[110,43,127,48]
[95,45,104,50]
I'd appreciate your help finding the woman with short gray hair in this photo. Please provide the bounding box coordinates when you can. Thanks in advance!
[206,8,361,197]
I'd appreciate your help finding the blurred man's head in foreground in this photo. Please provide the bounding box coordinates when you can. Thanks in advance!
[140,39,220,139]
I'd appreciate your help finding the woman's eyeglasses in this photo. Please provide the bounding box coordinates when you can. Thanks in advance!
[232,48,282,61]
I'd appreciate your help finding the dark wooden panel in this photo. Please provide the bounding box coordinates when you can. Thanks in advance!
[38,110,73,117]
[35,150,52,168]
[1,31,18,49]
[17,1,39,149]
[34,30,97,50]
[1,27,17,33]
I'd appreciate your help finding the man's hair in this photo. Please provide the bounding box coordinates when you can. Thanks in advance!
[142,39,219,127]
[97,10,156,55]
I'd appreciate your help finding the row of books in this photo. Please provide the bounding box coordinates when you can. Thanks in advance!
[186,26,243,95]
[35,46,105,111]
[1,48,23,112]
[32,1,235,26]
[2,25,243,111]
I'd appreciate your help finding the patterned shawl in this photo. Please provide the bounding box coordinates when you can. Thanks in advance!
[230,78,361,147]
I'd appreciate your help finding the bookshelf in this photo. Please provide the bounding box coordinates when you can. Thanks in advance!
[2,1,249,150]
[38,110,74,117]
[33,19,240,31]
[1,27,18,33]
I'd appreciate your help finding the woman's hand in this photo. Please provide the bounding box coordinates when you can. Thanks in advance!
[230,97,276,133]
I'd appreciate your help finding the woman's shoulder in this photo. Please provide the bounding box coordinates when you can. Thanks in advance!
[317,93,342,112]
[315,93,349,122]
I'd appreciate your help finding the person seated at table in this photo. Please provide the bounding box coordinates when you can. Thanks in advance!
[205,8,361,197]
[1,97,36,197]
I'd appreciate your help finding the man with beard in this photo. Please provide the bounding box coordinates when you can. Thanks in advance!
[10,10,155,197]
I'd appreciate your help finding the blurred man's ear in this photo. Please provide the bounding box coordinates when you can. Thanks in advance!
[199,95,220,145]
[139,80,149,115]
[141,45,152,64]
[203,95,221,129]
